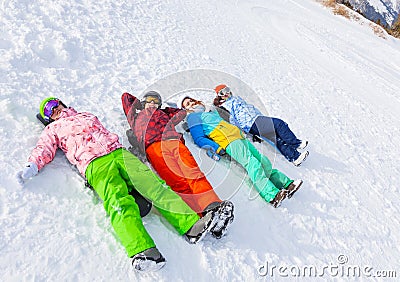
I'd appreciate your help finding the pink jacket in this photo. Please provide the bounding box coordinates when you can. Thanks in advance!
[28,107,122,176]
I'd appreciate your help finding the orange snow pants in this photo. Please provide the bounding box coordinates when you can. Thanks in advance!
[146,139,221,214]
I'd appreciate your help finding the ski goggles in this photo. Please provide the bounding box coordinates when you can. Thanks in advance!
[43,99,59,120]
[217,86,231,97]
[143,96,161,104]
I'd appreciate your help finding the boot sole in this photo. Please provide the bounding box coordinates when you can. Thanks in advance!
[186,211,220,244]
[133,259,166,272]
[210,201,235,239]
[297,141,308,150]
[287,180,303,199]
[293,151,309,167]
[271,191,289,208]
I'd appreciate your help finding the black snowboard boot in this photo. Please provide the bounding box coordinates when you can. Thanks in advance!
[184,210,218,244]
[209,201,234,239]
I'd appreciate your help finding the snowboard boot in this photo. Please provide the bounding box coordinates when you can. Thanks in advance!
[202,202,221,217]
[184,210,218,244]
[269,189,289,208]
[297,140,308,150]
[286,179,303,199]
[131,247,166,272]
[292,150,309,166]
[209,200,235,239]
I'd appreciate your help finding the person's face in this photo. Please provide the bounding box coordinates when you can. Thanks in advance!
[143,96,161,109]
[50,103,66,120]
[182,97,197,110]
[144,100,159,109]
[217,86,232,100]
[182,97,206,113]
[44,99,66,121]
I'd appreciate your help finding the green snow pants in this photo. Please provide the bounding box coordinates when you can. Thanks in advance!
[226,139,293,202]
[85,148,200,257]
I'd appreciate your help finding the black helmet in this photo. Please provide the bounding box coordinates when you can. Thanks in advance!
[141,91,162,108]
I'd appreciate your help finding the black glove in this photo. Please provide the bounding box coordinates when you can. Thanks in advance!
[252,134,262,143]
[181,121,190,132]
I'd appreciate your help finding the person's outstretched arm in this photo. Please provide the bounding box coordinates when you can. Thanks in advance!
[187,113,222,153]
[17,127,58,185]
[163,107,187,125]
[121,92,142,129]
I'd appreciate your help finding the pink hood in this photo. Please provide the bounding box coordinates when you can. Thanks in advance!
[28,107,122,176]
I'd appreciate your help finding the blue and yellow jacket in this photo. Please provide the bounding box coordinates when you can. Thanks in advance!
[187,111,244,153]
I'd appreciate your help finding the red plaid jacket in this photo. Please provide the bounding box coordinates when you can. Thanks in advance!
[121,92,186,150]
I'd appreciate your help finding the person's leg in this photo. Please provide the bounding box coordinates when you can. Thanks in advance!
[250,116,300,162]
[226,139,280,202]
[272,117,301,147]
[146,141,221,213]
[249,115,276,141]
[116,148,199,235]
[245,139,293,189]
[275,137,300,162]
[85,152,155,258]
[174,141,221,211]
[273,117,303,161]
[146,141,201,212]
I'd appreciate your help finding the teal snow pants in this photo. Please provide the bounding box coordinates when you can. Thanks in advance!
[226,139,293,202]
[85,148,199,257]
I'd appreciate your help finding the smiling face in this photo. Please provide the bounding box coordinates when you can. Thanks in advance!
[144,100,160,109]
[181,97,197,110]
[50,103,66,120]
[181,97,206,113]
[42,98,66,121]
[142,93,161,110]
[217,86,232,100]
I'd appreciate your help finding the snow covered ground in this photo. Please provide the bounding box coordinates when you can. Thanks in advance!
[1,0,400,281]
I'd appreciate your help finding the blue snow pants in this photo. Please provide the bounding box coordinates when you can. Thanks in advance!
[249,116,301,162]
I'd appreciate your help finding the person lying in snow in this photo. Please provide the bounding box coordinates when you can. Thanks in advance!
[177,95,303,208]
[213,84,309,166]
[16,97,225,272]
[121,91,234,239]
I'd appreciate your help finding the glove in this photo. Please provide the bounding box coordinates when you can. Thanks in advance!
[218,148,226,156]
[181,122,190,132]
[252,135,262,143]
[16,162,38,186]
[206,148,221,161]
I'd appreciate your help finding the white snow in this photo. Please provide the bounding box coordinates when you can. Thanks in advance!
[348,0,400,25]
[1,0,400,281]
[367,0,390,13]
